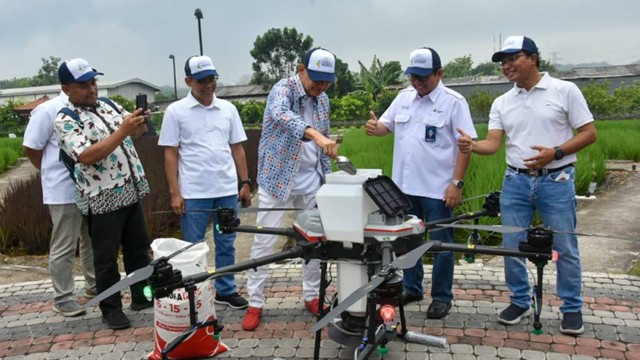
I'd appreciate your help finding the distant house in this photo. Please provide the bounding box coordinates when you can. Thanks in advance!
[0,78,162,106]
[13,96,50,118]
[153,84,269,111]
[216,84,269,103]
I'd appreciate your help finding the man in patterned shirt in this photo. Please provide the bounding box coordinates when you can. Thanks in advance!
[242,48,338,331]
[55,58,153,330]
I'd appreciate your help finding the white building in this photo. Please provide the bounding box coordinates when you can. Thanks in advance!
[0,78,161,106]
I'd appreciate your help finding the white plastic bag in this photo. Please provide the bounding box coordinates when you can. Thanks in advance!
[148,238,228,359]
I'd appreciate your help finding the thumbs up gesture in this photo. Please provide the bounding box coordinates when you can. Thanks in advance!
[456,128,474,154]
[365,111,379,136]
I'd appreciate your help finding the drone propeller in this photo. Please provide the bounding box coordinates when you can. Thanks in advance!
[152,207,302,214]
[313,241,436,332]
[85,240,204,308]
[437,223,638,241]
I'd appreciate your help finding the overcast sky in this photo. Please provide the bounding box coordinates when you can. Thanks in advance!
[2,0,639,88]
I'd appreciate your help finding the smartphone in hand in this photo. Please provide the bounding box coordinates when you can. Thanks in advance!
[135,94,148,113]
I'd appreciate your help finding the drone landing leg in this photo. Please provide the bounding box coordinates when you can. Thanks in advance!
[532,262,547,335]
[313,261,329,360]
[160,280,222,360]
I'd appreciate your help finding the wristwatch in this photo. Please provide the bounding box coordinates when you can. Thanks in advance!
[240,179,253,189]
[453,179,465,189]
[554,146,565,161]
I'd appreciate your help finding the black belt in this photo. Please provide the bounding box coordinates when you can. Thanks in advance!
[508,163,574,177]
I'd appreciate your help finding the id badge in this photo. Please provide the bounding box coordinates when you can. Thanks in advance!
[425,126,437,142]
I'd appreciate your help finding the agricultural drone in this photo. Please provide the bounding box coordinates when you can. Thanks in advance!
[88,164,563,360]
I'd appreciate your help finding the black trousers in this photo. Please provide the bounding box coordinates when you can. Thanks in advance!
[87,202,150,314]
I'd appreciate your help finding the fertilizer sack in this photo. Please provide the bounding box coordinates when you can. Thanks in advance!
[148,238,228,360]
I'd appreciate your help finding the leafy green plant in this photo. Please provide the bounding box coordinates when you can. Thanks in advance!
[466,88,498,122]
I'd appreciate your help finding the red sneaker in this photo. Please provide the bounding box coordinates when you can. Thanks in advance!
[242,306,263,331]
[304,298,327,316]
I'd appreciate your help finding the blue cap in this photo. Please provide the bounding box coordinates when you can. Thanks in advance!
[303,48,336,83]
[492,36,539,62]
[404,48,441,77]
[58,58,104,85]
[184,55,219,80]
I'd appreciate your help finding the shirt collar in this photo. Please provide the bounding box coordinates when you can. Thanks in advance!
[186,91,219,109]
[514,71,550,94]
[292,74,317,103]
[414,80,444,103]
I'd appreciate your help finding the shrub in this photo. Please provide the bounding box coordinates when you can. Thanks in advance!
[467,88,498,122]
[0,174,50,254]
[0,136,181,255]
[236,100,265,125]
[331,92,374,125]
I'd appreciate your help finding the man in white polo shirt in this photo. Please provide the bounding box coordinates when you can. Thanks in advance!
[159,55,251,310]
[365,47,476,319]
[457,36,597,335]
[23,92,96,317]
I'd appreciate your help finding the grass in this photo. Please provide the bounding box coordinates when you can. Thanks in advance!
[0,138,24,173]
[337,120,640,250]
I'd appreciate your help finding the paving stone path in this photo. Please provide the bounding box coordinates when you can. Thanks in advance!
[1,265,639,360]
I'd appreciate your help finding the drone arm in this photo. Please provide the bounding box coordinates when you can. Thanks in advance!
[184,244,312,286]
[430,241,552,261]
[423,209,490,229]
[223,224,296,238]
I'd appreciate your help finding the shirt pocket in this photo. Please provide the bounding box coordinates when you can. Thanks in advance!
[420,114,447,142]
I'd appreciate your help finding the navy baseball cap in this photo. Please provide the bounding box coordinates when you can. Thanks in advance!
[404,48,441,77]
[58,58,104,85]
[492,36,539,62]
[303,48,336,83]
[184,55,219,80]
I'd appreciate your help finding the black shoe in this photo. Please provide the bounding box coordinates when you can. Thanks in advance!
[401,292,424,306]
[426,301,452,319]
[214,292,248,309]
[560,312,584,336]
[498,303,532,325]
[130,300,154,311]
[102,309,131,330]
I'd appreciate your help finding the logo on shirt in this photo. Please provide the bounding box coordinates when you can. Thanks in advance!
[433,108,444,114]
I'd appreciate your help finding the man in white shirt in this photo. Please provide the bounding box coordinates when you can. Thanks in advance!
[23,92,96,317]
[457,36,597,335]
[159,55,251,310]
[365,47,476,319]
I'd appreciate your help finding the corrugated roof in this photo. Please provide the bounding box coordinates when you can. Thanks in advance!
[14,95,50,111]
[0,78,162,96]
[215,84,269,98]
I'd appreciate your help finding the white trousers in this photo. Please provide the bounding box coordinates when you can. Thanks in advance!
[246,188,321,308]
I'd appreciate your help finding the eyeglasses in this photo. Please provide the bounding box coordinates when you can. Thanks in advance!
[500,53,527,67]
[194,76,219,84]
[409,74,430,82]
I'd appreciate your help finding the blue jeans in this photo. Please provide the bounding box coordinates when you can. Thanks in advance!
[501,166,582,313]
[403,195,454,303]
[181,195,238,297]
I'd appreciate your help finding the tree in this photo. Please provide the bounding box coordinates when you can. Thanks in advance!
[326,57,356,98]
[471,62,501,76]
[32,56,61,86]
[443,55,473,78]
[357,55,402,100]
[250,27,313,88]
[108,94,135,112]
[539,57,557,73]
